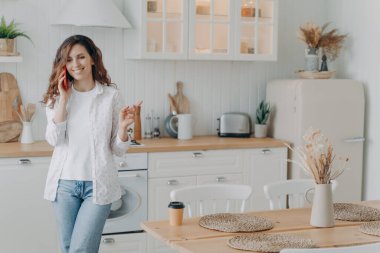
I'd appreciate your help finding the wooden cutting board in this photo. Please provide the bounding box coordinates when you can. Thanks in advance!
[0,121,22,143]
[0,72,23,124]
[173,81,190,114]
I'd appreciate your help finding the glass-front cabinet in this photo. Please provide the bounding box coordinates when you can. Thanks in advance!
[188,0,233,60]
[124,0,188,59]
[235,0,278,61]
[124,0,278,61]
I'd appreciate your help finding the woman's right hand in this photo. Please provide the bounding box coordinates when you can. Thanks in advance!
[57,69,72,102]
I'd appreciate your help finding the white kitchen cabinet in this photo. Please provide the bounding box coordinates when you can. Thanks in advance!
[243,147,288,211]
[124,0,188,60]
[124,0,278,61]
[100,233,147,253]
[0,157,59,253]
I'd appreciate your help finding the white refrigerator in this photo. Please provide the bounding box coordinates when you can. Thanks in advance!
[266,79,365,202]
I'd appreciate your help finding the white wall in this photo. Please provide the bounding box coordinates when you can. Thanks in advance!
[0,0,327,139]
[326,0,380,200]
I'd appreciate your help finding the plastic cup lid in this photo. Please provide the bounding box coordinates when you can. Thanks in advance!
[168,201,185,209]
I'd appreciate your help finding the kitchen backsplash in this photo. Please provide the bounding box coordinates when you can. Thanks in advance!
[0,0,327,140]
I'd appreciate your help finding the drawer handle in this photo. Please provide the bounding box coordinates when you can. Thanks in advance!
[261,149,271,154]
[167,180,179,185]
[102,238,115,244]
[215,177,226,183]
[18,159,31,165]
[192,152,204,158]
[118,161,127,167]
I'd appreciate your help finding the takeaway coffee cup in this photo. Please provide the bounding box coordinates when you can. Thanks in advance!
[168,201,185,226]
[177,114,192,140]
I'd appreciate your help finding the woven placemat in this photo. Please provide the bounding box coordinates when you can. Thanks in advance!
[199,213,273,232]
[227,233,317,252]
[334,203,380,221]
[359,221,380,236]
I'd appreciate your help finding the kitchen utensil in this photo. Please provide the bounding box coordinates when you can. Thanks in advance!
[167,93,178,115]
[164,114,178,138]
[173,81,190,114]
[0,72,23,124]
[20,104,27,122]
[26,103,36,122]
[0,121,22,143]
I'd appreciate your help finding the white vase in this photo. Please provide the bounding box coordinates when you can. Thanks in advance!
[254,124,268,138]
[20,121,34,144]
[310,183,334,227]
[304,47,319,72]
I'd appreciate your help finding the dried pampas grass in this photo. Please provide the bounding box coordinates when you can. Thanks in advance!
[298,22,347,61]
[286,128,349,184]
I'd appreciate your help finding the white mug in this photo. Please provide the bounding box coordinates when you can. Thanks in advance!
[177,114,192,140]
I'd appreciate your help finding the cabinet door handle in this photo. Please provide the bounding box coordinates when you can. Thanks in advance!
[18,159,31,165]
[102,238,115,244]
[118,161,127,167]
[167,179,179,185]
[261,149,271,154]
[192,152,204,158]
[343,137,365,143]
[215,176,226,183]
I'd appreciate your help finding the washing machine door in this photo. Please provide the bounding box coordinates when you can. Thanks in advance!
[103,170,148,234]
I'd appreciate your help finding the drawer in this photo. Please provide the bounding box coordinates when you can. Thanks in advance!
[0,157,51,166]
[113,153,148,170]
[148,149,244,178]
[100,233,146,253]
[197,173,243,185]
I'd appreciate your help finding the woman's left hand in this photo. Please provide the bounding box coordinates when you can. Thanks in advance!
[118,101,143,141]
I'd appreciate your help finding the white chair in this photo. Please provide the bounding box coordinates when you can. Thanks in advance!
[170,184,252,217]
[280,242,380,253]
[264,179,338,210]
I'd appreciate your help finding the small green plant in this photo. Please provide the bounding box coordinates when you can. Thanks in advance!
[256,100,270,125]
[0,16,32,42]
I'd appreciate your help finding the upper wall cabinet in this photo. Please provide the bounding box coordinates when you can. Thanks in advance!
[124,0,278,61]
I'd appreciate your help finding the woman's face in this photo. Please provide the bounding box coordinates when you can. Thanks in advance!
[66,44,94,82]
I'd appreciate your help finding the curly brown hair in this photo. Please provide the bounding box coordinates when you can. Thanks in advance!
[42,35,111,107]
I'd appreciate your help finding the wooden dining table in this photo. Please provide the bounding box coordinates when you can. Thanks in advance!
[141,200,380,253]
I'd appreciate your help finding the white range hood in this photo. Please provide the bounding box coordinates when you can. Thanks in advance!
[51,0,131,28]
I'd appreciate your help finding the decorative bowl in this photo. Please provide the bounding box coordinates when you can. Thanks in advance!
[296,70,336,79]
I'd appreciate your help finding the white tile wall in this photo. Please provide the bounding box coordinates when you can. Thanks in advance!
[327,0,380,200]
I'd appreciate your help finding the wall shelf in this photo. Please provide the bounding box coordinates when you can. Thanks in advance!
[0,56,23,63]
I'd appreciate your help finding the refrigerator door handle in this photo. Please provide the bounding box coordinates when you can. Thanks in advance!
[343,137,365,143]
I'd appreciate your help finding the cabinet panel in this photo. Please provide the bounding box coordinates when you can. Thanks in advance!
[244,147,287,211]
[149,149,244,178]
[0,157,59,253]
[148,176,196,220]
[100,233,147,253]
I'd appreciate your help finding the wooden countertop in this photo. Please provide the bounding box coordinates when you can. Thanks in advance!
[0,136,288,158]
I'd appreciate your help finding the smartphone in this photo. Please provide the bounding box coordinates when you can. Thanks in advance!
[62,66,69,90]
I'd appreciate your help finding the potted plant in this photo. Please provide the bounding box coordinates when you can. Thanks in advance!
[0,16,32,56]
[255,100,270,138]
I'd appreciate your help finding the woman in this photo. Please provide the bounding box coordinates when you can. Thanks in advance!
[42,35,140,253]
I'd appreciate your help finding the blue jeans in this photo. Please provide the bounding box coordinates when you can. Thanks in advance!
[52,180,111,253]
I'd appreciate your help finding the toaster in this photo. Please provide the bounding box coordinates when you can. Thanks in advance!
[217,112,251,137]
